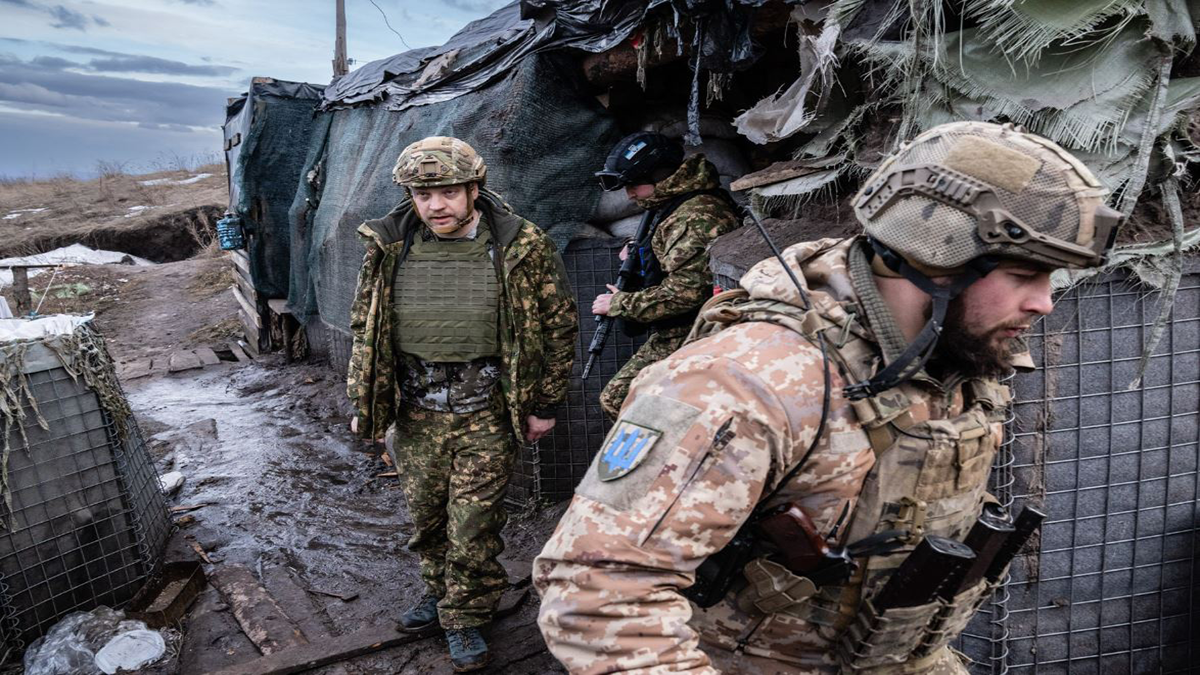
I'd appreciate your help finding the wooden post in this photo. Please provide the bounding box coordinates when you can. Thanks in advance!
[333,0,348,77]
[12,266,30,316]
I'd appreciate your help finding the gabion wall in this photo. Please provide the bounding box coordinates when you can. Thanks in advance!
[0,340,170,660]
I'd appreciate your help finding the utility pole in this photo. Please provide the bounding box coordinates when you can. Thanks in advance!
[333,0,348,77]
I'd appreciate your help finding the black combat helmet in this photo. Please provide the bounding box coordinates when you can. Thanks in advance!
[595,132,685,192]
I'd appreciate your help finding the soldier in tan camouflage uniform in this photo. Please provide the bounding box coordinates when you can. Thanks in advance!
[591,132,740,419]
[535,122,1121,673]
[347,136,577,672]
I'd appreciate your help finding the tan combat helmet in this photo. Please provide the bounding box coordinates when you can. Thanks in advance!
[853,121,1121,274]
[392,136,487,189]
[841,122,1122,399]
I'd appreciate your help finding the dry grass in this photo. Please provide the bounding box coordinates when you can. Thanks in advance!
[0,162,228,258]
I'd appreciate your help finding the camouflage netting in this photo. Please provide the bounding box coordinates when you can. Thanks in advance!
[224,79,326,299]
[0,318,133,527]
[0,316,169,661]
[287,53,622,333]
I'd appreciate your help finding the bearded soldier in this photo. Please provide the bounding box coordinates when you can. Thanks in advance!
[591,132,740,420]
[347,136,577,672]
[535,122,1120,673]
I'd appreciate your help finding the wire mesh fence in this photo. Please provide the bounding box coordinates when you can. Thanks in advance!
[510,238,646,504]
[0,339,171,660]
[992,266,1199,674]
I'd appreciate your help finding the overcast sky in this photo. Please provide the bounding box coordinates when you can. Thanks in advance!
[0,0,507,179]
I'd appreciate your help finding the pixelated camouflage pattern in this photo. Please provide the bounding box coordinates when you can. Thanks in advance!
[392,136,487,188]
[348,195,578,441]
[598,329,685,420]
[389,398,514,628]
[534,238,1000,674]
[398,354,501,413]
[607,154,740,325]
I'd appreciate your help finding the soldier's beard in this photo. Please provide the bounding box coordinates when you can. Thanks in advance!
[929,297,1024,379]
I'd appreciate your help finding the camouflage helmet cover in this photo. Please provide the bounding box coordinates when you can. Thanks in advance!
[393,136,487,188]
[853,121,1121,272]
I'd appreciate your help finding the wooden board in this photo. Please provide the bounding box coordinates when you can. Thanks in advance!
[118,359,153,380]
[168,350,204,373]
[232,287,262,329]
[210,565,308,657]
[230,250,252,276]
[233,270,256,303]
[204,588,528,675]
[195,346,221,366]
[228,341,251,362]
[267,298,290,315]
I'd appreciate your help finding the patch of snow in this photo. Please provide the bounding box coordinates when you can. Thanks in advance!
[123,205,153,218]
[0,314,94,342]
[0,244,154,286]
[139,173,212,187]
[3,207,47,220]
[158,471,185,494]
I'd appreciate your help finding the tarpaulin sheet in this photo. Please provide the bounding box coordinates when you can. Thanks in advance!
[289,53,621,330]
[224,78,325,299]
[323,0,774,114]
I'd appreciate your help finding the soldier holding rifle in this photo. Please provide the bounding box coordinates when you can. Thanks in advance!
[587,132,739,419]
[535,122,1120,673]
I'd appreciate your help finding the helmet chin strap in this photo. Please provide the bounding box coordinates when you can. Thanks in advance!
[844,238,998,400]
[425,196,478,235]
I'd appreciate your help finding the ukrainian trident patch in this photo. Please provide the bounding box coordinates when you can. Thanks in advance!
[597,421,661,481]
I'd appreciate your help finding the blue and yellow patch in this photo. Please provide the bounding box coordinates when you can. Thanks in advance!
[597,421,661,481]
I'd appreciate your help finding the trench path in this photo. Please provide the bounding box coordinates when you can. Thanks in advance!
[126,358,562,674]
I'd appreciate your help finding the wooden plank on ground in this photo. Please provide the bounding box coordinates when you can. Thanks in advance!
[119,359,153,380]
[232,286,262,328]
[204,588,528,675]
[195,346,221,366]
[209,565,308,657]
[228,341,250,362]
[168,350,204,373]
[204,624,427,675]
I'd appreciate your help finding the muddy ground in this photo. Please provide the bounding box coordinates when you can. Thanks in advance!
[15,254,568,673]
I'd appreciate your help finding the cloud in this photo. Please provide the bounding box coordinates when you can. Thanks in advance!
[0,56,238,128]
[440,0,509,12]
[1,1,111,31]
[87,55,237,76]
[174,0,216,4]
[29,55,76,69]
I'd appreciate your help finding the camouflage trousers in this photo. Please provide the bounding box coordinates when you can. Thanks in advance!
[599,328,687,420]
[389,397,515,629]
[704,644,969,674]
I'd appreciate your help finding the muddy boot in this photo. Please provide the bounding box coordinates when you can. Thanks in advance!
[446,627,489,672]
[396,595,440,634]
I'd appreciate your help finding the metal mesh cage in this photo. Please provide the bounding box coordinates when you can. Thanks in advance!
[509,238,647,504]
[990,265,1199,674]
[0,337,170,661]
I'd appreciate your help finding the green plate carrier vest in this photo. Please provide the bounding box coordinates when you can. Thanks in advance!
[392,226,501,363]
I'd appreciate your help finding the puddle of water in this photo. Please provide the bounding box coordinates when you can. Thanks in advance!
[127,363,417,617]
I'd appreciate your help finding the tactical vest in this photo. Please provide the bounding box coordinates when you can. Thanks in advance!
[688,289,1012,673]
[392,226,501,363]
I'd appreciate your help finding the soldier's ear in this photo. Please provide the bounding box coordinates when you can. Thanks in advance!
[469,183,480,201]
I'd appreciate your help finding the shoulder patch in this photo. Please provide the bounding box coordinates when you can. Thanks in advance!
[577,394,703,511]
[597,421,661,481]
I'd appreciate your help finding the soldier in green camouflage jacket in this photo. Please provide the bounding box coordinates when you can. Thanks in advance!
[592,132,740,419]
[347,137,577,672]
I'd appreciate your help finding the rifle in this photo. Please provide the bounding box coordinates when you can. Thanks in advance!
[580,209,654,379]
